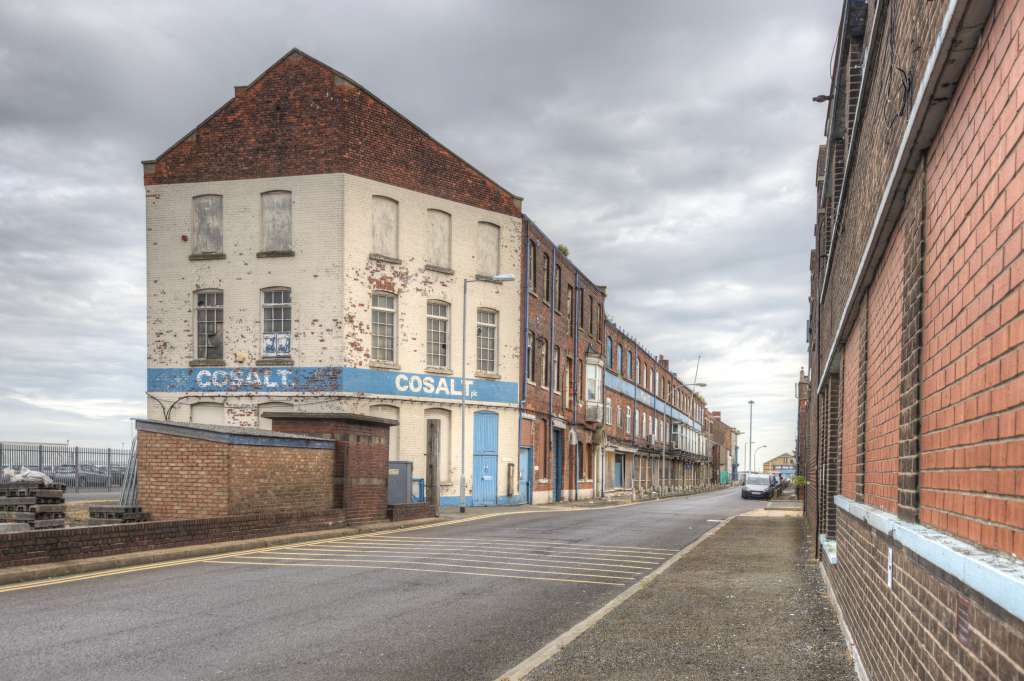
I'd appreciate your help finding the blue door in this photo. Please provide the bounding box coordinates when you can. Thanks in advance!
[472,411,498,506]
[614,454,624,488]
[518,447,531,502]
[552,429,564,502]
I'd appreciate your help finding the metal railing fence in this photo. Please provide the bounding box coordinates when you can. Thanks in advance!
[0,442,132,492]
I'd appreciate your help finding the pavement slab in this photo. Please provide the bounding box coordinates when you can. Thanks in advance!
[523,513,857,681]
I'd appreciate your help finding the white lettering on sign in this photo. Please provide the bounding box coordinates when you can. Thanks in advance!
[393,374,477,398]
[195,368,293,390]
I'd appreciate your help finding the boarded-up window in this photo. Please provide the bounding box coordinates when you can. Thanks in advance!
[426,209,451,269]
[477,222,500,276]
[261,191,292,252]
[373,196,399,259]
[190,402,224,425]
[192,195,223,255]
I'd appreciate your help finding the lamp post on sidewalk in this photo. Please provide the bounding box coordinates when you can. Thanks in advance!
[747,399,754,474]
[459,274,515,514]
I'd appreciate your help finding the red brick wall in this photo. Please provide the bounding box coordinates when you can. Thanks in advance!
[137,430,333,521]
[841,309,862,498]
[145,50,520,218]
[918,0,1024,556]
[270,418,390,524]
[521,217,606,496]
[863,222,904,515]
[0,510,346,569]
[825,508,1023,681]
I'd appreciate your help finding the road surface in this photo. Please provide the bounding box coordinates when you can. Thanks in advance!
[4,487,759,681]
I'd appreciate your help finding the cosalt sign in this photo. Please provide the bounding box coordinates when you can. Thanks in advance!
[195,368,294,389]
[393,374,475,398]
[147,366,518,404]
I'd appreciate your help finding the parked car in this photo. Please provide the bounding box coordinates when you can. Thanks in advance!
[742,474,774,500]
[51,464,109,487]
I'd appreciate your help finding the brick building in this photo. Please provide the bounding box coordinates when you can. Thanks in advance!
[144,49,523,509]
[709,411,739,483]
[803,2,1024,679]
[601,322,713,498]
[519,218,607,503]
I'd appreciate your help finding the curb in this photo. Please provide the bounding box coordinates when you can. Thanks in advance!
[0,516,446,588]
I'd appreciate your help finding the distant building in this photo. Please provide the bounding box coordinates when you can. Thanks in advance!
[761,454,795,474]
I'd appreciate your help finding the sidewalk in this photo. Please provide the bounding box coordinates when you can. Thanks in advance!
[522,508,857,681]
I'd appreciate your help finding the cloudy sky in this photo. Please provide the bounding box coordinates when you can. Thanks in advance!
[0,0,839,466]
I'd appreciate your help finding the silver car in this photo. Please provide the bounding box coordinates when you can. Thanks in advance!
[741,474,773,500]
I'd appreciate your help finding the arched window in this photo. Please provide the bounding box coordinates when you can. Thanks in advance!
[372,196,399,259]
[476,222,500,276]
[190,402,224,425]
[477,308,498,372]
[426,209,451,269]
[191,195,223,256]
[195,289,223,361]
[426,300,450,369]
[261,287,292,357]
[372,291,397,362]
[258,401,293,430]
[369,404,400,460]
[261,191,292,253]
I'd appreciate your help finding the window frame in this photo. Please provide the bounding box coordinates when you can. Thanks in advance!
[477,308,498,373]
[191,194,224,257]
[371,195,400,261]
[371,291,398,363]
[425,300,450,369]
[195,289,224,361]
[259,190,293,255]
[426,209,452,270]
[261,287,292,358]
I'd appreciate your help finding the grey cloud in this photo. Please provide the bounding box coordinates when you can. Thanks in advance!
[0,0,838,459]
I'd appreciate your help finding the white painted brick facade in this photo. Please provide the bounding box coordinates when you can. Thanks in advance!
[146,172,522,503]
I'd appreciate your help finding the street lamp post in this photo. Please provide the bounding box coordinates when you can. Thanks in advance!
[747,399,754,474]
[459,274,515,514]
[754,444,767,473]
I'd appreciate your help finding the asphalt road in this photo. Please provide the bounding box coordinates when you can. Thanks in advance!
[3,487,760,681]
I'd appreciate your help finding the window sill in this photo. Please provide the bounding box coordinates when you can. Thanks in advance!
[526,379,536,386]
[256,357,294,366]
[425,265,454,275]
[370,253,402,265]
[370,360,399,370]
[474,274,506,284]
[189,359,226,367]
[424,367,453,375]
[475,371,501,380]
[257,250,295,258]
[189,253,226,261]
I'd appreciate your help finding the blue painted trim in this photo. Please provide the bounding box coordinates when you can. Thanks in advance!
[835,495,1024,622]
[819,534,838,565]
[437,495,527,508]
[148,366,518,404]
[604,371,702,431]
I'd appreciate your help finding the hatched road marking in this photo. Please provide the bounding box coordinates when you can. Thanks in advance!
[204,535,677,588]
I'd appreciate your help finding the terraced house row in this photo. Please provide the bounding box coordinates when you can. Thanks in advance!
[800,2,1024,680]
[145,49,733,508]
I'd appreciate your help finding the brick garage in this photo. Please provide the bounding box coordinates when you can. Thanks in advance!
[137,420,335,520]
[803,1,1024,679]
[265,412,398,525]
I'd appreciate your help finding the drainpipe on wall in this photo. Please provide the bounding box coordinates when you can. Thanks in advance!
[518,226,529,505]
[573,270,580,503]
[548,243,556,502]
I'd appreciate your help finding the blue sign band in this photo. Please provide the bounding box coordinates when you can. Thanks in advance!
[604,370,701,431]
[147,366,519,405]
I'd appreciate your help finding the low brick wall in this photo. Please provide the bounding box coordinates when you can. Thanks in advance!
[825,507,1023,681]
[136,421,335,520]
[0,509,346,569]
[388,503,436,522]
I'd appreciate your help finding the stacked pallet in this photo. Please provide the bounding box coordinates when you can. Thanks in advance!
[0,482,66,529]
[87,505,148,525]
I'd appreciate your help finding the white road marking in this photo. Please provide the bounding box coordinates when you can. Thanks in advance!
[207,559,629,587]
